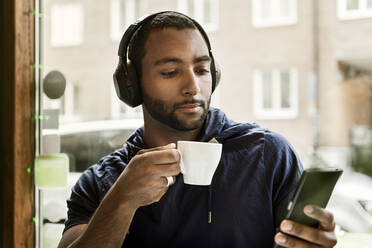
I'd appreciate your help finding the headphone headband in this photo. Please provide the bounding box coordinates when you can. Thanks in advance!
[118,11,214,72]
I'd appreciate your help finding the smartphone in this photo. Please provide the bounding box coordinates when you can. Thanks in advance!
[273,167,343,248]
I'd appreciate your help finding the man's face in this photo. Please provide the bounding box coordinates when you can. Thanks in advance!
[141,28,212,131]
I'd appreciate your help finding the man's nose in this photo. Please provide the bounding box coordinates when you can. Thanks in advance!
[181,68,200,96]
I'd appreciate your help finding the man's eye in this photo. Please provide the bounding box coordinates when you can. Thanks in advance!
[196,68,210,75]
[160,70,178,77]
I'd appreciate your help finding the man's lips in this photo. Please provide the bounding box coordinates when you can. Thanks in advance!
[177,103,201,108]
[176,103,202,113]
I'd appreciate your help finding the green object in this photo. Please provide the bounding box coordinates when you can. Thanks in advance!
[27,167,31,173]
[32,64,43,69]
[32,217,36,223]
[33,115,49,120]
[35,154,68,188]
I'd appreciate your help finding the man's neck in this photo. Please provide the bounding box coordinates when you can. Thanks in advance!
[142,109,203,148]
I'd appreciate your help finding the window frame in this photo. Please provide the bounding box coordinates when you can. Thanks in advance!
[251,0,297,28]
[177,0,219,32]
[253,68,299,120]
[338,0,372,20]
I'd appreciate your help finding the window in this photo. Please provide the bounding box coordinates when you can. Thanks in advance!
[252,0,297,28]
[178,0,219,32]
[110,0,147,41]
[111,85,142,119]
[253,69,298,119]
[60,82,80,122]
[338,0,372,20]
[50,3,84,47]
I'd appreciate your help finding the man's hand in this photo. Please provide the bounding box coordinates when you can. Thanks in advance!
[114,143,181,210]
[274,205,338,247]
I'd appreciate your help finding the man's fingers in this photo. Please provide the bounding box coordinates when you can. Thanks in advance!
[140,148,180,165]
[304,205,336,231]
[274,232,323,248]
[279,220,337,247]
[137,143,176,155]
[153,163,181,177]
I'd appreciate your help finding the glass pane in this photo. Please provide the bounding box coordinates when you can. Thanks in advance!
[262,0,272,19]
[262,72,273,109]
[135,0,141,19]
[39,0,144,244]
[368,0,372,8]
[187,0,195,17]
[280,0,290,17]
[346,0,359,10]
[204,0,212,24]
[280,72,291,108]
[119,0,127,28]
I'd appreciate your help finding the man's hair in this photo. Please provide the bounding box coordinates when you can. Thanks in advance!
[127,12,197,78]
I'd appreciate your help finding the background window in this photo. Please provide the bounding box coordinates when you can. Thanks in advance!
[338,0,372,19]
[110,0,147,41]
[253,69,298,119]
[50,3,84,47]
[252,0,297,28]
[178,0,219,32]
[111,85,142,119]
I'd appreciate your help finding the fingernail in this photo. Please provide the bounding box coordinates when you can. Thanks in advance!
[282,222,293,232]
[167,143,176,147]
[277,235,287,244]
[305,205,314,214]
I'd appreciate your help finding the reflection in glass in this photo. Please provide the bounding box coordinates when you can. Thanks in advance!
[262,72,273,109]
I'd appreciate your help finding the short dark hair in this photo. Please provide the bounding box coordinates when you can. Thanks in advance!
[127,12,197,79]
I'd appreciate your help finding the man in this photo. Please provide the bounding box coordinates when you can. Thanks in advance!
[58,12,337,248]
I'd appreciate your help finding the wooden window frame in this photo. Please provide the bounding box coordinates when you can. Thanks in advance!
[0,0,35,247]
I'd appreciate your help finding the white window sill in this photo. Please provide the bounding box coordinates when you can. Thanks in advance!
[338,10,372,20]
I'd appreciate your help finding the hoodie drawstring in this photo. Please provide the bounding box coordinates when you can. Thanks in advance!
[208,185,212,223]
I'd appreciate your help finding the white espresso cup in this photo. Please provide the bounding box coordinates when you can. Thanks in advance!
[177,140,222,185]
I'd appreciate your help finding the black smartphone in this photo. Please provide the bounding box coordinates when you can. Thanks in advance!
[273,167,343,248]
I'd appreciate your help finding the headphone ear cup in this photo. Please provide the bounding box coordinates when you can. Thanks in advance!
[113,59,143,107]
[213,60,221,91]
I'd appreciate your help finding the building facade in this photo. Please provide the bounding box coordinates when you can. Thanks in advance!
[42,0,372,165]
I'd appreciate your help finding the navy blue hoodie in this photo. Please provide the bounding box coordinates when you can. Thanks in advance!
[64,108,303,247]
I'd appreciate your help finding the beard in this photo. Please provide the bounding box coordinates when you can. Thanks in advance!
[142,92,210,131]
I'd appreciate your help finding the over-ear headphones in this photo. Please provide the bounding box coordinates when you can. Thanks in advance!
[113,11,221,108]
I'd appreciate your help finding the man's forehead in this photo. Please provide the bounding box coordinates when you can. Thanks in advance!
[144,28,209,63]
